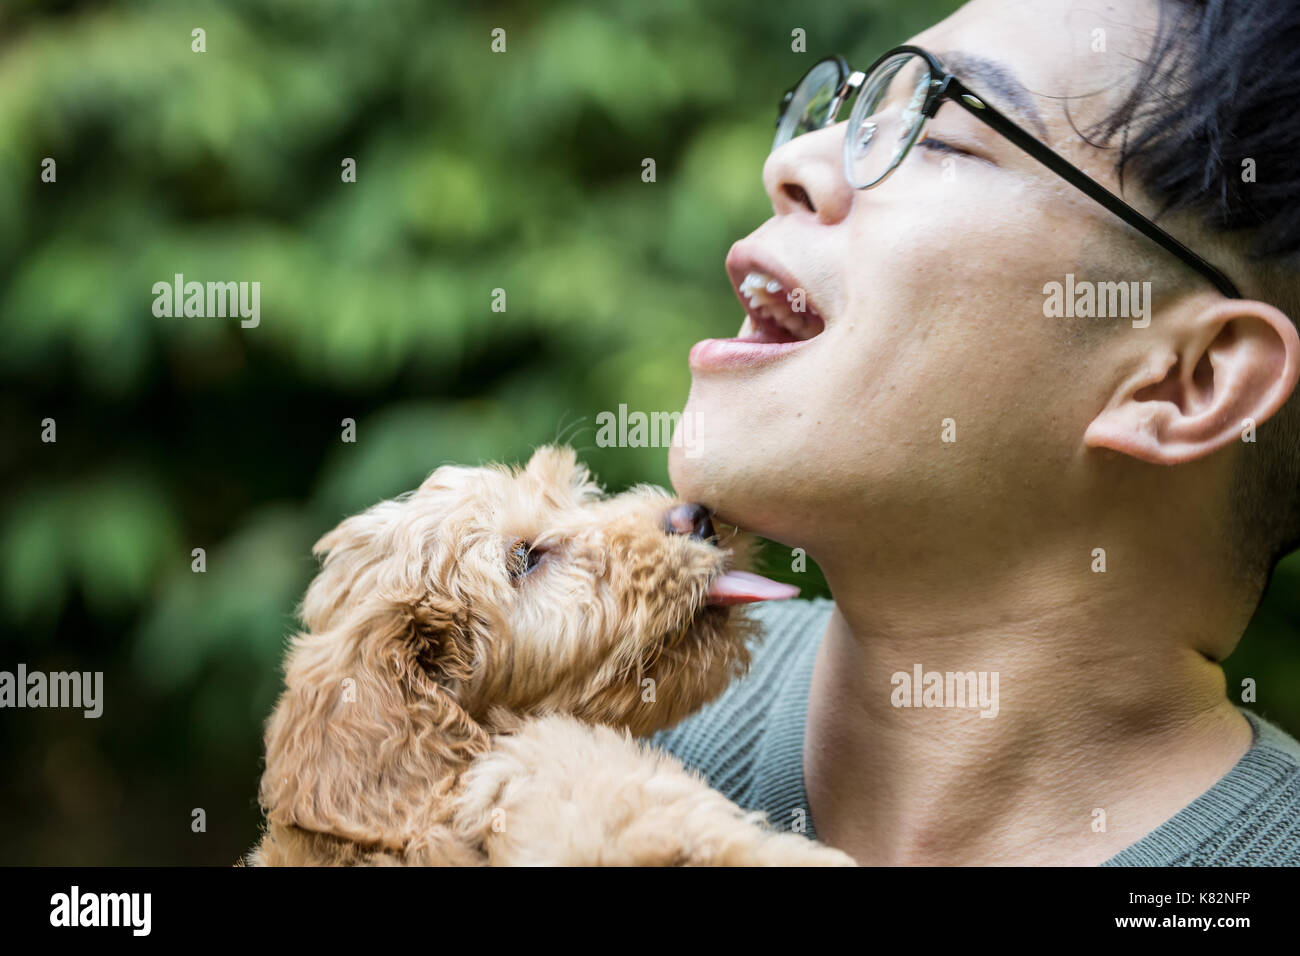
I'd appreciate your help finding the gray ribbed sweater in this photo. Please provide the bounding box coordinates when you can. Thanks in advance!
[648,597,1300,865]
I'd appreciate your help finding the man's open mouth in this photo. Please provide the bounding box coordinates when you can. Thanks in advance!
[735,269,826,343]
[688,251,829,371]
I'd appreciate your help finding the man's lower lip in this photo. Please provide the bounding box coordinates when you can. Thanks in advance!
[688,337,813,371]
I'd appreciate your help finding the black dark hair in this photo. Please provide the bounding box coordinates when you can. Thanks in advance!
[1089,0,1300,586]
[1091,0,1300,262]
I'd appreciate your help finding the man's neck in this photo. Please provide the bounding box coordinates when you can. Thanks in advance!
[803,554,1254,866]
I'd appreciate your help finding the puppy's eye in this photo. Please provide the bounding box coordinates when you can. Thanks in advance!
[507,540,546,580]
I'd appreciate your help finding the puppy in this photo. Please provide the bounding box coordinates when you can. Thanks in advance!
[249,445,854,866]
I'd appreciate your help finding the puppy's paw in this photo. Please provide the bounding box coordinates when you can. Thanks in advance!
[454,714,856,866]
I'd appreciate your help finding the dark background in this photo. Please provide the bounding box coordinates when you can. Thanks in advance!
[1,0,1297,864]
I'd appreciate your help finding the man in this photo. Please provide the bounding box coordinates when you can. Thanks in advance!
[652,0,1300,865]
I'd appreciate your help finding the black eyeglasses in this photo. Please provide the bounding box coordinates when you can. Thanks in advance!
[774,45,1242,300]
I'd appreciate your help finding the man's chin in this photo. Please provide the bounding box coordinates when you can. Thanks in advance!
[666,437,703,503]
[669,435,724,506]
[668,389,823,536]
[669,434,755,531]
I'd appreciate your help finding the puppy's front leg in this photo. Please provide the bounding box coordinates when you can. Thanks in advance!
[451,714,855,866]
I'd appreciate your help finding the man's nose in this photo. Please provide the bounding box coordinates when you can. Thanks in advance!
[663,503,715,541]
[761,123,854,224]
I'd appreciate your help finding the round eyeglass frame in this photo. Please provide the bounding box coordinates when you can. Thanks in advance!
[772,45,1243,301]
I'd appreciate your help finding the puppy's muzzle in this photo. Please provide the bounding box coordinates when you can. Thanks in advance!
[663,503,801,606]
[662,503,715,542]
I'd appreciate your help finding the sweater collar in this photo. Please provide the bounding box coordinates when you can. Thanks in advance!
[755,600,1298,864]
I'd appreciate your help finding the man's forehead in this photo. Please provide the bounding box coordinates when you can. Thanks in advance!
[934,50,1049,139]
[912,0,1160,138]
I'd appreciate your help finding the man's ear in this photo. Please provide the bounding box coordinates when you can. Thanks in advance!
[1084,299,1300,464]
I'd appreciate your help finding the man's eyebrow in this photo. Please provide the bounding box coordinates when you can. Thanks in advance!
[934,51,1049,140]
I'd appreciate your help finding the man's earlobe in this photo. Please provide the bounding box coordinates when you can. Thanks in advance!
[1084,299,1300,465]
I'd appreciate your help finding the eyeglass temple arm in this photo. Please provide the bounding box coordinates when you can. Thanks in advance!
[939,77,1242,300]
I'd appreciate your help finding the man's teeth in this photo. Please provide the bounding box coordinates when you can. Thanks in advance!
[739,270,784,308]
[738,270,820,339]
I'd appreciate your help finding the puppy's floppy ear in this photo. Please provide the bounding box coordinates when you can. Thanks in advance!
[525,444,600,499]
[408,593,481,686]
[525,444,577,483]
[299,499,410,635]
[259,595,489,854]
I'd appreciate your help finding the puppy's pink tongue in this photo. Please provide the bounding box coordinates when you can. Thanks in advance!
[706,570,800,606]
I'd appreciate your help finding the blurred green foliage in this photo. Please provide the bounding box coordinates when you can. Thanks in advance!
[1,0,1297,864]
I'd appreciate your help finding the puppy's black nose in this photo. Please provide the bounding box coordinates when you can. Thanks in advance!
[664,503,715,541]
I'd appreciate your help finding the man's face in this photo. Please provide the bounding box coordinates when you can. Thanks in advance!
[670,0,1163,554]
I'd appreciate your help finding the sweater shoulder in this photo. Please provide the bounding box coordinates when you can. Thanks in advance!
[1251,708,1300,763]
[642,597,833,808]
[1193,709,1300,866]
[1106,708,1300,866]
